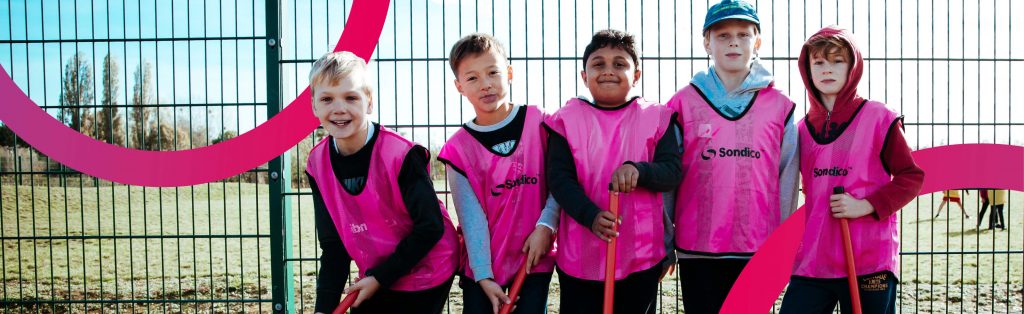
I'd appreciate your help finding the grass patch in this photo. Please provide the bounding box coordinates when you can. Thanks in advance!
[2,180,1022,312]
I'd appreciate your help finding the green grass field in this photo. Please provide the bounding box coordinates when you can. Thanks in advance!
[2,181,1021,313]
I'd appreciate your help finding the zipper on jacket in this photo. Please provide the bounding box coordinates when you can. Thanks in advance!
[824,110,832,137]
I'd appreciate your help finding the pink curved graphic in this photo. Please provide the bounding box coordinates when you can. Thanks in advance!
[722,143,1024,314]
[0,0,390,187]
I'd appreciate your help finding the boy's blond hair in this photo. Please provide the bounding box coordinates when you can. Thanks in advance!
[308,51,374,102]
[448,33,509,76]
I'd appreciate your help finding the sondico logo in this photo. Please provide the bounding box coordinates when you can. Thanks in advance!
[813,166,851,178]
[700,147,762,160]
[491,174,540,196]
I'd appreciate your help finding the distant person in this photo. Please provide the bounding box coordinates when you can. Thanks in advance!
[988,190,1007,230]
[934,189,969,219]
[976,189,991,229]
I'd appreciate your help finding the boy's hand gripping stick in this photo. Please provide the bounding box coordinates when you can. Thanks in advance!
[603,190,620,314]
[498,255,530,314]
[835,186,863,314]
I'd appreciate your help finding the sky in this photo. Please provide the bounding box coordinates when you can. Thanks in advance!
[1,0,1022,151]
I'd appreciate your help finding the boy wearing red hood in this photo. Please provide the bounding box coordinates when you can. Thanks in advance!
[780,26,924,314]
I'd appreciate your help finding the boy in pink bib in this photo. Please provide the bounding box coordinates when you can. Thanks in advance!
[779,26,924,314]
[439,33,558,314]
[545,29,681,314]
[665,1,799,312]
[306,52,459,314]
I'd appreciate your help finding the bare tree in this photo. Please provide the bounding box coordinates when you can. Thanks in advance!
[59,52,95,137]
[144,118,189,151]
[96,53,125,146]
[130,61,153,149]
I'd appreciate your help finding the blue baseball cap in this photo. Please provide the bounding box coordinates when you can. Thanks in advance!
[703,0,760,33]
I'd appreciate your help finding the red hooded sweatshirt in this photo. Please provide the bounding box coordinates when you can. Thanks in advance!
[798,26,924,219]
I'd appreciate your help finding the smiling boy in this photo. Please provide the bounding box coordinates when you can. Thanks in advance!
[545,29,681,314]
[306,51,459,314]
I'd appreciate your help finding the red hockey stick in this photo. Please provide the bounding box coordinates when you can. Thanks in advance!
[498,255,530,314]
[331,290,360,314]
[604,191,620,314]
[835,186,863,314]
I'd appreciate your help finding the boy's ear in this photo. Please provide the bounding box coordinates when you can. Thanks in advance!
[754,36,762,51]
[703,37,712,56]
[454,78,464,95]
[632,69,642,86]
[579,70,588,87]
[507,65,514,82]
[366,93,374,115]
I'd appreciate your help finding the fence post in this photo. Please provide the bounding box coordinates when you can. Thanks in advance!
[265,0,294,312]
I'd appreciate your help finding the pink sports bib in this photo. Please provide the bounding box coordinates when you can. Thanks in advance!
[307,126,459,290]
[545,97,671,281]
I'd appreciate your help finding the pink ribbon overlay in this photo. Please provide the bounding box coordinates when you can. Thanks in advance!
[722,144,1024,313]
[0,0,390,187]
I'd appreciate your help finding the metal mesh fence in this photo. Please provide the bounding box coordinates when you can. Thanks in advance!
[1,0,273,312]
[1,0,1021,313]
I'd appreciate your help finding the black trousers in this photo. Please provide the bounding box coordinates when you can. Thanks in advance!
[977,199,991,227]
[991,204,1006,228]
[460,272,553,314]
[350,276,454,314]
[779,271,899,314]
[556,263,662,314]
[677,257,749,314]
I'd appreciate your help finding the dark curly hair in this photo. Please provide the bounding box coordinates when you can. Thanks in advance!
[581,29,640,70]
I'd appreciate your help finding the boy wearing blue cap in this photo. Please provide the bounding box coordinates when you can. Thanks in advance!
[665,1,799,313]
